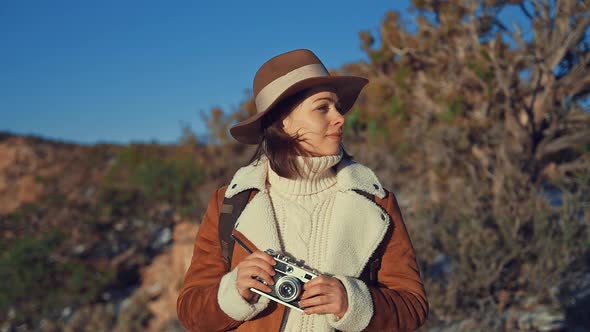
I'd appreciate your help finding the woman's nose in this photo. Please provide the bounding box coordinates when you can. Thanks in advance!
[332,110,345,127]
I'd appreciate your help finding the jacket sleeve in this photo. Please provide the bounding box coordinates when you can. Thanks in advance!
[176,187,243,332]
[364,191,429,332]
[327,275,374,331]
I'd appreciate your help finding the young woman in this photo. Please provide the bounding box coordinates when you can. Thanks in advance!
[177,49,428,332]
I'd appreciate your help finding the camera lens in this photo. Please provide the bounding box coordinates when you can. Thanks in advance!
[280,284,294,297]
[275,276,301,302]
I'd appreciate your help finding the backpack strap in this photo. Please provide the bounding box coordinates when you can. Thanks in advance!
[219,189,256,270]
[353,189,392,284]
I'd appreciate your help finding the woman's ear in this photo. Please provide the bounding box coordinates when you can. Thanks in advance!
[282,116,291,130]
[281,99,302,133]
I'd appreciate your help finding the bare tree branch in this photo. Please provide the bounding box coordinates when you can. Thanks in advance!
[535,131,590,159]
[547,9,590,69]
[519,2,534,20]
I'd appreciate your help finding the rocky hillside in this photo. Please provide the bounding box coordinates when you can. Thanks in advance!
[2,130,589,331]
[0,132,243,332]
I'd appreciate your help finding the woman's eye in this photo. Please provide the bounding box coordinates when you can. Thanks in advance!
[316,105,329,112]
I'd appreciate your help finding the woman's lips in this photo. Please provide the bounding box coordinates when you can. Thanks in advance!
[326,134,342,140]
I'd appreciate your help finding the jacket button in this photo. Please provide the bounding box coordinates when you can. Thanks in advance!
[232,184,237,189]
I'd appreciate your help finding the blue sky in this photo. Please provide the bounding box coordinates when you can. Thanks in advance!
[0,0,414,144]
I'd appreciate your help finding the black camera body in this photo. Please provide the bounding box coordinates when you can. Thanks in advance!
[250,249,319,312]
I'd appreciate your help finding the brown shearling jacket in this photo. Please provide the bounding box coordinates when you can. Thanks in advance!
[178,156,428,331]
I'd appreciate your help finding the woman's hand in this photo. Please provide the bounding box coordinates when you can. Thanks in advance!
[299,275,348,318]
[235,250,276,303]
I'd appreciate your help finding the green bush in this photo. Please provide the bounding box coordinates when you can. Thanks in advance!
[100,145,204,218]
[343,107,361,137]
[0,230,114,323]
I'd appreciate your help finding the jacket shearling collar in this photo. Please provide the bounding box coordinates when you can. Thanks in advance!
[224,156,386,199]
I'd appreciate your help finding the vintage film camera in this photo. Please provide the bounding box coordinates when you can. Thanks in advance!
[250,249,319,312]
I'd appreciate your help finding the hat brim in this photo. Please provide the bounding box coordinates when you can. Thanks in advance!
[230,75,368,144]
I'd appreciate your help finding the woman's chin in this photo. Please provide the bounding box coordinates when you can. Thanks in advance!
[302,141,342,156]
[321,148,342,156]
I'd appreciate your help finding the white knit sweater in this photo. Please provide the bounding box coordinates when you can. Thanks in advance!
[217,150,375,332]
[267,153,342,332]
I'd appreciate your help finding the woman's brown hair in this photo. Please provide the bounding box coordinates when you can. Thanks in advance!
[248,89,352,178]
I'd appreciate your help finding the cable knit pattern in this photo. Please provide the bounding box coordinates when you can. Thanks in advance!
[265,151,374,332]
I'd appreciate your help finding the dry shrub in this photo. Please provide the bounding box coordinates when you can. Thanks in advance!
[201,0,590,329]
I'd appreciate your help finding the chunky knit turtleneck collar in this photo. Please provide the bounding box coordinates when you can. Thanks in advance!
[267,150,343,195]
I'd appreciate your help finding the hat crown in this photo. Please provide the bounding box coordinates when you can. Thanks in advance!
[253,49,326,97]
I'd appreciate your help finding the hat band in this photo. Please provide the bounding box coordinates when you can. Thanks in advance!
[255,63,329,113]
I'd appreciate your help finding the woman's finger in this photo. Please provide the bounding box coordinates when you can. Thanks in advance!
[300,282,330,300]
[303,275,331,288]
[299,276,348,317]
[237,266,275,286]
[246,250,276,266]
[238,263,276,276]
[238,278,273,293]
[298,295,330,309]
[239,257,276,277]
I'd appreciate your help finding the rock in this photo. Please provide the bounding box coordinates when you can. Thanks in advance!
[150,227,172,252]
[84,187,95,198]
[64,304,115,332]
[101,292,111,301]
[504,305,566,331]
[39,318,59,332]
[560,271,590,331]
[61,307,72,319]
[157,204,175,219]
[18,175,42,205]
[114,221,126,232]
[132,219,144,228]
[116,290,152,331]
[0,143,17,172]
[430,253,453,280]
[136,222,199,332]
[0,139,46,213]
[426,318,480,332]
[156,319,186,332]
[72,245,86,255]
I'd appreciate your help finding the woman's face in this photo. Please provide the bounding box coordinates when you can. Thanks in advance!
[282,85,345,156]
